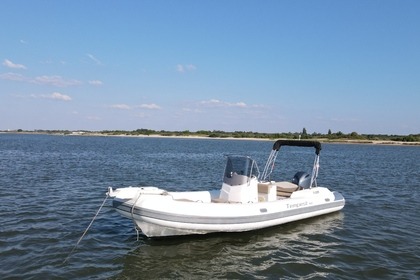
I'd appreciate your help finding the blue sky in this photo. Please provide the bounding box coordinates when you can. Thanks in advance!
[1,1,419,135]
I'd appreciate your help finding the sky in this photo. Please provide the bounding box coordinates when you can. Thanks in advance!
[1,0,419,135]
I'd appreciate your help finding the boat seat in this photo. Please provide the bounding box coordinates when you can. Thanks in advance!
[211,197,226,203]
[258,183,271,193]
[275,181,299,197]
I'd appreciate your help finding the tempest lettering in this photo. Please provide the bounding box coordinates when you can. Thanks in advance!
[287,201,311,209]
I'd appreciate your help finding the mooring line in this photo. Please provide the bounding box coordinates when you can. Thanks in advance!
[63,193,109,264]
[131,191,142,241]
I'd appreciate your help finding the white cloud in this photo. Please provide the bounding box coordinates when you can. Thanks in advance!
[200,99,222,106]
[232,102,247,108]
[33,75,82,87]
[138,103,161,110]
[89,80,103,86]
[1,73,82,87]
[182,108,202,113]
[0,72,28,82]
[176,64,184,72]
[40,59,67,65]
[200,99,248,108]
[3,59,27,70]
[109,103,162,110]
[176,64,197,73]
[87,53,102,65]
[109,104,131,110]
[33,92,72,101]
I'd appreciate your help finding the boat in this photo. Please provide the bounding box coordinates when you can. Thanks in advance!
[107,140,345,237]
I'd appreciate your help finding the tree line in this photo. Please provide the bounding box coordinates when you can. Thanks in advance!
[99,128,420,142]
[6,128,419,142]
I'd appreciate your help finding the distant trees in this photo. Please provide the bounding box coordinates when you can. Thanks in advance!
[301,128,308,139]
[5,128,419,143]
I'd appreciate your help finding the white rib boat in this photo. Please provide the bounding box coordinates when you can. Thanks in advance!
[108,140,345,237]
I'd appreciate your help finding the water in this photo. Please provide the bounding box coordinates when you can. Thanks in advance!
[0,134,419,279]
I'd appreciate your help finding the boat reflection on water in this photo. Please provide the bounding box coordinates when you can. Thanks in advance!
[114,212,344,279]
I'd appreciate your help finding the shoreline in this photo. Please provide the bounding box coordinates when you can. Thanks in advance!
[121,134,420,146]
[2,131,419,146]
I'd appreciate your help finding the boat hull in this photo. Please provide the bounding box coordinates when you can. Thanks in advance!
[111,187,345,237]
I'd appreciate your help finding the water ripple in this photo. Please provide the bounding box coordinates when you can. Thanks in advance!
[0,135,419,279]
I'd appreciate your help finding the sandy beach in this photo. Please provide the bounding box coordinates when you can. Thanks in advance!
[73,132,420,146]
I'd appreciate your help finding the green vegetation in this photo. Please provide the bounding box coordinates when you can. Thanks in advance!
[4,128,419,144]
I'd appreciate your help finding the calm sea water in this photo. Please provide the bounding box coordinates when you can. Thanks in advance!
[0,134,418,279]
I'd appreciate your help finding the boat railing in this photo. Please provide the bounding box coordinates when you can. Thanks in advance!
[261,140,322,187]
[260,149,277,182]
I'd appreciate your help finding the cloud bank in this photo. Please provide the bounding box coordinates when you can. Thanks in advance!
[109,103,161,110]
[0,72,82,87]
[31,92,72,101]
[3,59,27,70]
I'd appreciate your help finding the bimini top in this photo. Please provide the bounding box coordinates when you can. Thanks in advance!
[272,140,322,155]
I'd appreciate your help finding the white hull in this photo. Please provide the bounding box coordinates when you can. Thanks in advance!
[110,186,345,237]
[108,140,345,238]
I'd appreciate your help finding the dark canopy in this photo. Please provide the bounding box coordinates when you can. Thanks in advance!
[272,140,322,155]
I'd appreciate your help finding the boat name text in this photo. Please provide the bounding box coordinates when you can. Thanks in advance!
[287,201,312,209]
